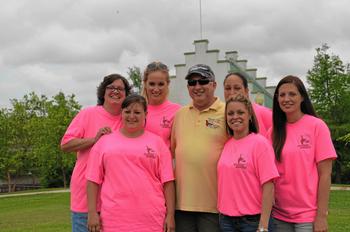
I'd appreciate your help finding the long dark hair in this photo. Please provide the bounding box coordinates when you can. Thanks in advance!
[272,75,317,161]
[223,72,248,88]
[97,74,131,105]
[225,94,259,137]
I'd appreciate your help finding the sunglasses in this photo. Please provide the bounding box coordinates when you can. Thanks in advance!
[146,62,168,71]
[187,79,211,86]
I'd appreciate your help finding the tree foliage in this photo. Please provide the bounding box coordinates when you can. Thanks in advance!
[0,92,80,191]
[307,44,350,124]
[0,108,17,192]
[127,66,142,93]
[306,44,350,183]
[339,133,350,143]
[33,92,81,188]
[0,93,46,191]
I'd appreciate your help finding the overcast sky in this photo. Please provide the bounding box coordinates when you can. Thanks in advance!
[1,0,349,108]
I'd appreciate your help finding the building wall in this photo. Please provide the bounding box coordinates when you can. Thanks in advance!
[169,39,275,108]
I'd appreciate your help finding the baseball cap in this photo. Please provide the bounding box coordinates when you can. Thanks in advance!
[185,64,215,80]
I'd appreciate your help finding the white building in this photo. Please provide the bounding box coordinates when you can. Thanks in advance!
[169,39,275,108]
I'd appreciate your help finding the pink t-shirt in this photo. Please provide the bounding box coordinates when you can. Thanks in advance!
[86,130,174,232]
[60,106,122,212]
[218,133,279,216]
[267,114,337,223]
[253,103,272,137]
[145,100,181,147]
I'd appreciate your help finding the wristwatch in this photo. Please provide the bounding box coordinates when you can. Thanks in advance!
[258,227,268,232]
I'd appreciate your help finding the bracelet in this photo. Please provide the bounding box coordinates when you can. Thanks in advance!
[258,227,268,232]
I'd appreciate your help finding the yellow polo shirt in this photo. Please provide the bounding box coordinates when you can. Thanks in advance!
[171,98,228,213]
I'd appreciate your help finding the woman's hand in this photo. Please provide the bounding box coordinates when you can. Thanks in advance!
[164,213,175,232]
[314,214,328,232]
[88,211,101,232]
[94,126,112,143]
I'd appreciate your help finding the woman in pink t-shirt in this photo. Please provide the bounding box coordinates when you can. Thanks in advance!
[270,75,336,231]
[218,94,279,232]
[223,72,272,137]
[86,94,175,232]
[141,61,181,147]
[60,74,131,232]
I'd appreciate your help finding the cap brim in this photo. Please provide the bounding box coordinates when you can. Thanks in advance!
[185,71,211,80]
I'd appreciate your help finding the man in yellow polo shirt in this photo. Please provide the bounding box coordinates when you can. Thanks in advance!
[171,64,228,232]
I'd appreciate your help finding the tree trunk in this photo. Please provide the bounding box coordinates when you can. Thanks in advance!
[7,171,12,193]
[11,182,17,192]
[62,166,67,189]
[11,174,18,192]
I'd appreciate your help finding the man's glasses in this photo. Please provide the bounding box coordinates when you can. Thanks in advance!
[106,86,125,92]
[187,79,211,86]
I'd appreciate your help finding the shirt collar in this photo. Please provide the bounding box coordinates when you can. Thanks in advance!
[189,97,222,112]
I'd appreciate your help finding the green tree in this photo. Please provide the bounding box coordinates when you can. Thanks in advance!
[30,92,81,188]
[128,66,142,93]
[306,44,350,183]
[0,108,15,192]
[40,92,80,188]
[307,44,350,123]
[0,92,81,191]
[0,93,47,192]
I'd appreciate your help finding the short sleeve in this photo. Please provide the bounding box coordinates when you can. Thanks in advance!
[170,112,179,158]
[86,139,105,184]
[158,140,175,184]
[314,120,337,163]
[60,109,87,145]
[265,127,273,144]
[260,107,272,131]
[254,140,279,185]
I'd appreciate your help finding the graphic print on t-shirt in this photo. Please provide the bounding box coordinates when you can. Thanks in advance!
[298,134,311,149]
[160,116,171,128]
[234,154,247,169]
[144,146,156,158]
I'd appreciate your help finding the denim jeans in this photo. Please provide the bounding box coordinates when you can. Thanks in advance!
[71,211,88,232]
[273,218,313,232]
[219,213,260,232]
[268,216,275,231]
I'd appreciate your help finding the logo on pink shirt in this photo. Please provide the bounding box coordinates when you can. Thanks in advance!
[144,146,156,159]
[298,134,311,149]
[160,116,171,128]
[234,154,247,169]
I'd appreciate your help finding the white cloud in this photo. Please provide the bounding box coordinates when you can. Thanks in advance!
[1,0,349,108]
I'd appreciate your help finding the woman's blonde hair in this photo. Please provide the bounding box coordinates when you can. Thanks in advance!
[141,61,170,103]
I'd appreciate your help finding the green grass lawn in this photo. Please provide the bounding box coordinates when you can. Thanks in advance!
[0,192,70,232]
[0,190,349,232]
[328,190,350,232]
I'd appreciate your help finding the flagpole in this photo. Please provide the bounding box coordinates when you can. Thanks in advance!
[199,0,203,39]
